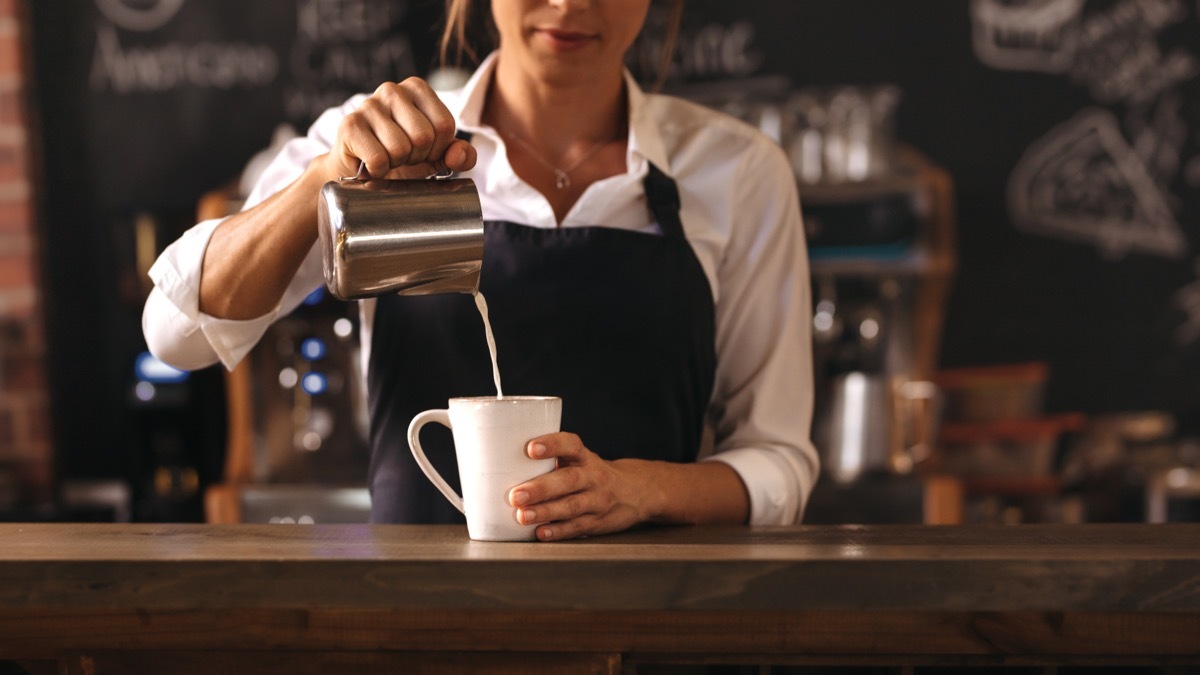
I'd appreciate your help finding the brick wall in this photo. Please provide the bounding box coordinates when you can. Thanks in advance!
[0,0,51,511]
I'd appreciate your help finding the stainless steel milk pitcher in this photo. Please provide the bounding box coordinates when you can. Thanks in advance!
[317,170,484,300]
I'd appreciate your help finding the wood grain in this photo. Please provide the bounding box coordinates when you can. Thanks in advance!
[0,524,1196,667]
[1,610,1197,664]
[54,651,620,675]
[0,524,1196,612]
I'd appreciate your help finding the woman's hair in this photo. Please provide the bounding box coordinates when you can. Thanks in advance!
[439,0,488,68]
[439,0,685,89]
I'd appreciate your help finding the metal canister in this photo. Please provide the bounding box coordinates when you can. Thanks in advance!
[317,175,484,300]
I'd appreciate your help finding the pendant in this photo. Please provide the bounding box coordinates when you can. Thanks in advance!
[554,170,571,190]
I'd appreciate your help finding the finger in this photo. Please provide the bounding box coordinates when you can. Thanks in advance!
[537,513,611,542]
[516,488,601,526]
[381,162,440,180]
[398,77,460,164]
[527,433,587,462]
[370,78,451,167]
[421,140,475,178]
[338,110,391,179]
[359,96,416,169]
[508,465,589,508]
[385,96,438,165]
[365,80,447,169]
[443,138,477,173]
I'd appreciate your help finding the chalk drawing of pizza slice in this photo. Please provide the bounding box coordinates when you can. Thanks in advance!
[1008,108,1187,259]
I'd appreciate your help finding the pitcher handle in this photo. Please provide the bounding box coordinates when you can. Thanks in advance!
[341,160,455,182]
[407,409,465,514]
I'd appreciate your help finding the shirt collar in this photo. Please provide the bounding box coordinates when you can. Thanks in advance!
[449,52,496,132]
[623,68,672,178]
[448,51,674,179]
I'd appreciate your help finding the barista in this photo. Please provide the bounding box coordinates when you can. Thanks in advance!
[142,0,818,540]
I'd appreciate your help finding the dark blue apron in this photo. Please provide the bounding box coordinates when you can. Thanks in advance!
[366,161,717,523]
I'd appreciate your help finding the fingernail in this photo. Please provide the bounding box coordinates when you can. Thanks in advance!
[539,527,553,540]
[511,490,529,506]
[530,443,546,458]
[520,508,536,524]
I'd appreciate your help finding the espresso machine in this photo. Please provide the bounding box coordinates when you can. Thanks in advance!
[677,82,955,516]
[788,86,957,522]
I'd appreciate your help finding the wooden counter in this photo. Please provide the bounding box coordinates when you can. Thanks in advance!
[0,523,1197,673]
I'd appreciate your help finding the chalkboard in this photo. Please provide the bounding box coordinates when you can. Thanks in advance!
[30,0,1200,471]
[663,0,1200,417]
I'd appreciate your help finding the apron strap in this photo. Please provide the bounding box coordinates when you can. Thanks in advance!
[453,131,684,238]
[643,163,684,240]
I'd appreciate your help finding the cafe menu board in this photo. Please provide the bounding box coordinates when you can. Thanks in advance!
[665,0,1200,416]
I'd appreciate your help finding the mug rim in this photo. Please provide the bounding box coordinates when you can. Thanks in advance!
[449,395,559,403]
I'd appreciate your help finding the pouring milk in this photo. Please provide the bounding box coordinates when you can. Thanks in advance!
[474,291,503,398]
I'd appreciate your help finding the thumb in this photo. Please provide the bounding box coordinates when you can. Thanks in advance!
[443,139,477,173]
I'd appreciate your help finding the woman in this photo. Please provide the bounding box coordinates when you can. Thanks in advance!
[143,0,818,539]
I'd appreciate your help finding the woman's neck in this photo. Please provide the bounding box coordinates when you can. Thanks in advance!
[484,52,627,154]
[481,51,631,224]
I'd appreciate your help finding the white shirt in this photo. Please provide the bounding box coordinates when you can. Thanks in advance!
[143,53,820,525]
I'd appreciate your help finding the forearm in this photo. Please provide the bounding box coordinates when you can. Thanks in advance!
[199,154,333,320]
[620,458,750,526]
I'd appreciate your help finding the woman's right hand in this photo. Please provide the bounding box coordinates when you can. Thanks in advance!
[198,77,476,322]
[323,77,477,181]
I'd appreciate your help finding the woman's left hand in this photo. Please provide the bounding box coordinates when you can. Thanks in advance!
[507,433,656,541]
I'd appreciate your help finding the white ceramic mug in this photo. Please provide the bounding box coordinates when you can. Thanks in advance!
[407,396,561,541]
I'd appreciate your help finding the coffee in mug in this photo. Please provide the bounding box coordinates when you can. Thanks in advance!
[408,396,560,541]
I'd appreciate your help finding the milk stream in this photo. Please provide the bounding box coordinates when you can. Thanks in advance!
[474,291,504,398]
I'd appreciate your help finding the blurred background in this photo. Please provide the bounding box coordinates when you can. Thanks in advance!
[1,0,1198,526]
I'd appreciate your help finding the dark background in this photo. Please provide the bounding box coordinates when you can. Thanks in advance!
[27,0,1200,491]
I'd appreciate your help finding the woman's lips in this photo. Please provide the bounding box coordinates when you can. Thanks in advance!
[535,28,597,52]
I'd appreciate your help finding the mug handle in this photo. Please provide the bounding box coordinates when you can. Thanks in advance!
[407,409,465,514]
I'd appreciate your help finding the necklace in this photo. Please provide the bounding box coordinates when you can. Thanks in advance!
[503,129,615,190]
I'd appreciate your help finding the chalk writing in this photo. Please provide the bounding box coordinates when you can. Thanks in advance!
[297,0,407,43]
[89,24,279,93]
[94,0,185,33]
[629,8,763,82]
[970,0,1195,104]
[289,35,414,87]
[970,0,1086,74]
[1070,0,1194,104]
[974,0,1197,270]
[679,21,762,79]
[284,0,415,124]
[1128,93,1187,187]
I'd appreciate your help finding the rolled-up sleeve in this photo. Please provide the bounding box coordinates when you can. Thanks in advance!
[701,139,820,525]
[142,98,358,371]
